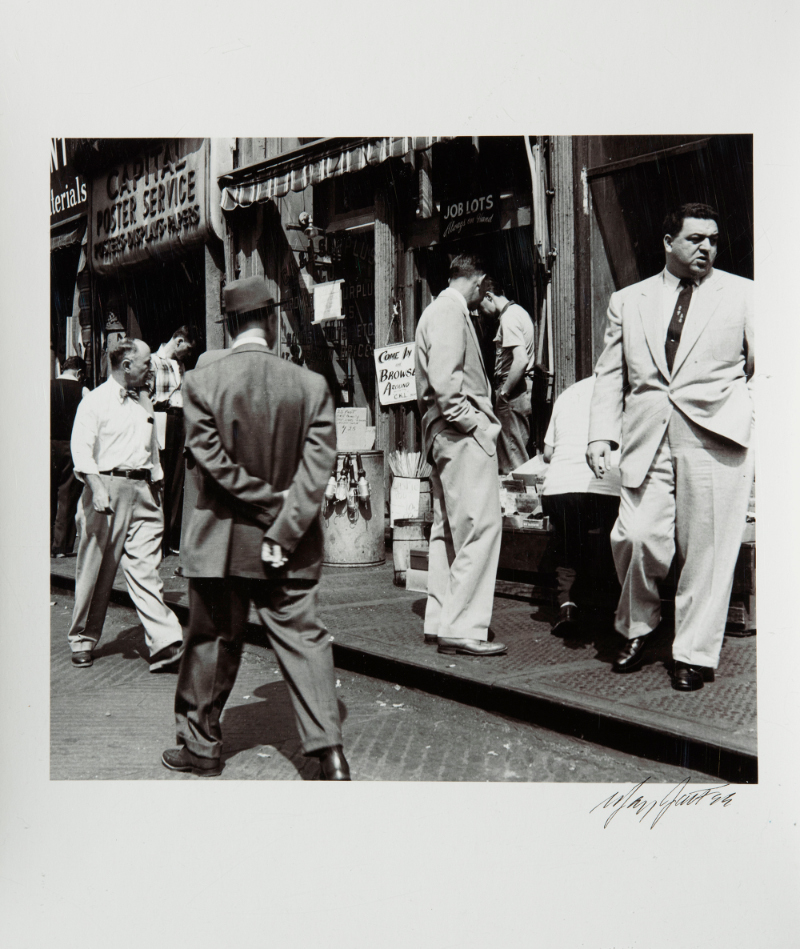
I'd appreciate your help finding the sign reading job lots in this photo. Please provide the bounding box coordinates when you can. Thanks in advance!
[440,191,500,241]
[91,139,209,275]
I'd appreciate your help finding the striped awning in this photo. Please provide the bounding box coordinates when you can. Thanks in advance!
[50,215,86,252]
[220,136,453,211]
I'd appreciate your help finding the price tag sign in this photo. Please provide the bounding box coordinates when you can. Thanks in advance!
[374,342,416,406]
[390,477,421,526]
[335,407,367,450]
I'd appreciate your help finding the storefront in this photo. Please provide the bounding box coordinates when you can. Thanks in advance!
[570,134,754,375]
[50,138,90,379]
[74,137,232,380]
[218,136,552,461]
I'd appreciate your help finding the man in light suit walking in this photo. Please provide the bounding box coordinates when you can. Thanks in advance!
[587,203,754,691]
[161,276,349,778]
[415,254,507,657]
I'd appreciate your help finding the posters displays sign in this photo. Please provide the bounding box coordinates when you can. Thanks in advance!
[50,138,88,227]
[374,342,416,405]
[439,191,500,241]
[90,138,210,275]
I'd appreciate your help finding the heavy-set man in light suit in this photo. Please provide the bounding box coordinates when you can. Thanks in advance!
[587,203,754,691]
[415,254,507,657]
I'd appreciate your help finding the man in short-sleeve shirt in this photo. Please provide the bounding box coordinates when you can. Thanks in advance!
[480,278,535,473]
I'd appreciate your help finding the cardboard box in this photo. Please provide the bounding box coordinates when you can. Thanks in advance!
[409,548,429,571]
[405,567,429,593]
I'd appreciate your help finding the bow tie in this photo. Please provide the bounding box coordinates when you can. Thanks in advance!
[119,387,141,403]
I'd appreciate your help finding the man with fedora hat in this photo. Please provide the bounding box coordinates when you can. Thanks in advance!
[162,275,350,779]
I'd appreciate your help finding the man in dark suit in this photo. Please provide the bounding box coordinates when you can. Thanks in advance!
[161,276,349,779]
[51,356,89,557]
[587,203,754,691]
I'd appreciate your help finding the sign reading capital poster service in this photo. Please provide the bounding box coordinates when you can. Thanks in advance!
[374,343,416,406]
[90,138,211,275]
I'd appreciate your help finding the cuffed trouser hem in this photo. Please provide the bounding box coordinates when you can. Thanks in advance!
[176,738,221,761]
[614,620,658,640]
[149,640,184,671]
[70,644,94,654]
[303,737,344,757]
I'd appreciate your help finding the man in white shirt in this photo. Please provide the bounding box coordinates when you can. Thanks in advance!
[587,204,754,691]
[479,278,536,474]
[68,338,184,670]
[542,374,621,635]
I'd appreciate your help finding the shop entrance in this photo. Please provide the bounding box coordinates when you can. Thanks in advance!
[414,226,550,448]
[95,248,206,370]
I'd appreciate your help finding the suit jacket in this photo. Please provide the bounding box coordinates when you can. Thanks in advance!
[589,268,754,489]
[181,342,336,580]
[415,287,501,461]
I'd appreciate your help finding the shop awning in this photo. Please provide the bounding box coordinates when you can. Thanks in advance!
[220,136,454,211]
[50,215,86,252]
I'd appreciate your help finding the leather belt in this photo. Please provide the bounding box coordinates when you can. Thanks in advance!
[99,468,151,482]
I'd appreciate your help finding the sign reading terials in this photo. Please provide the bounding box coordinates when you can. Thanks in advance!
[374,343,416,406]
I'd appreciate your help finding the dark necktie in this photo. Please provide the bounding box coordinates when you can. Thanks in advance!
[665,278,694,372]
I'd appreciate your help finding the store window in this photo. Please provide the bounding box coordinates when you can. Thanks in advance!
[588,134,753,362]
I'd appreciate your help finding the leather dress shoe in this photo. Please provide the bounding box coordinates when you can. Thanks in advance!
[162,746,222,777]
[317,746,351,781]
[149,642,183,673]
[551,603,579,636]
[437,637,507,656]
[612,635,649,673]
[71,651,93,668]
[672,661,715,692]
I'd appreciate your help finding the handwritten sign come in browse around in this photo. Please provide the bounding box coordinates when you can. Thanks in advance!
[374,342,416,406]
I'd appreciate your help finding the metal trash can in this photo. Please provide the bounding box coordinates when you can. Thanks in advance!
[322,450,386,567]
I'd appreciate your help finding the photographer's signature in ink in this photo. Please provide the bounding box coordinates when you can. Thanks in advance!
[590,777,735,829]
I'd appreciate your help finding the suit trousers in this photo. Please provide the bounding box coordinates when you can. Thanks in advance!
[541,492,620,612]
[495,385,532,474]
[51,439,82,555]
[68,476,184,661]
[425,429,502,641]
[158,410,185,554]
[611,407,754,667]
[175,576,342,759]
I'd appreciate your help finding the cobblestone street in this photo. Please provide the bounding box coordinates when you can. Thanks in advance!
[51,590,714,782]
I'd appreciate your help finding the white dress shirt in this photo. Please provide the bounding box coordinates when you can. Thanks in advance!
[71,377,163,483]
[543,376,621,497]
[661,267,715,337]
[231,336,268,349]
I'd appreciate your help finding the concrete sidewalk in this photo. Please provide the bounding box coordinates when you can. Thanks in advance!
[50,553,757,782]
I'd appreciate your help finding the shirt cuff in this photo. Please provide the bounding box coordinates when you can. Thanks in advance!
[72,462,99,483]
[151,463,164,482]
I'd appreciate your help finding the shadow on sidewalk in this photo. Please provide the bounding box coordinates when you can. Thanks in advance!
[218,682,349,780]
